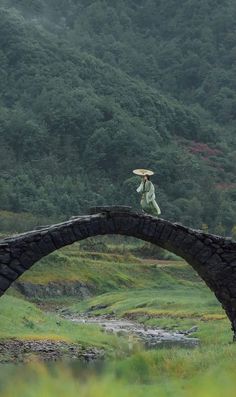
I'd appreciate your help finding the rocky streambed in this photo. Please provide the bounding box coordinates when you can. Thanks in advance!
[67,315,199,349]
[0,339,104,364]
[0,315,198,364]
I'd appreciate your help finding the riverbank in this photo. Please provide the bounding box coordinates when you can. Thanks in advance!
[0,339,104,364]
[1,341,236,397]
[67,314,199,348]
[0,248,234,396]
[0,316,197,364]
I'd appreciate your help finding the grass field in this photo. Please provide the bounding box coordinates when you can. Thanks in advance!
[0,341,236,396]
[0,241,235,396]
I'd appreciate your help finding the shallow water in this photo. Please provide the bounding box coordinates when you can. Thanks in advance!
[68,315,199,348]
[0,315,198,365]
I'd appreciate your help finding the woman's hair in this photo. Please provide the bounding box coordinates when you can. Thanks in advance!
[145,174,150,180]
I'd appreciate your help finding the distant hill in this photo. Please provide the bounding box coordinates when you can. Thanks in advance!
[0,1,235,235]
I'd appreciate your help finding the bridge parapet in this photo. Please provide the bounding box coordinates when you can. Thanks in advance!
[89,205,134,214]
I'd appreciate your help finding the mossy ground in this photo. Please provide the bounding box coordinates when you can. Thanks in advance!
[0,295,128,354]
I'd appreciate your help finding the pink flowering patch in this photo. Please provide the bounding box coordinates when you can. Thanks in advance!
[188,141,221,157]
[215,183,236,190]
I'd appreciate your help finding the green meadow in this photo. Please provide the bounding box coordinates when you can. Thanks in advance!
[0,241,235,396]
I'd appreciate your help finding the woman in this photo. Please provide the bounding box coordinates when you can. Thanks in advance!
[134,169,161,217]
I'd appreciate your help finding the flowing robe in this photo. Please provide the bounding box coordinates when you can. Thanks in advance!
[136,180,161,216]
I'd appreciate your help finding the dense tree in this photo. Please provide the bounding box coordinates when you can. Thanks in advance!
[0,1,235,235]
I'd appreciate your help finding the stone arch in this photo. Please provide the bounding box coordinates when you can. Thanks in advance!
[0,206,236,338]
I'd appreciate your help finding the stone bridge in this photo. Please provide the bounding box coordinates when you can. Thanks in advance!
[0,206,236,338]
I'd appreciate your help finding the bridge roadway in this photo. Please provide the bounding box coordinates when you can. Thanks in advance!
[0,206,236,338]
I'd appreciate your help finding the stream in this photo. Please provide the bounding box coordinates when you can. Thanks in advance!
[0,315,199,364]
[68,315,199,349]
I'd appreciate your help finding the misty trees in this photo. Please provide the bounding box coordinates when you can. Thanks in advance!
[0,2,235,235]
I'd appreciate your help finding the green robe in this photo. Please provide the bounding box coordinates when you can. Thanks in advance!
[136,180,161,217]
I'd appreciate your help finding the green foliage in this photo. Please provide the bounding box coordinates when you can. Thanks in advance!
[0,210,59,233]
[0,1,235,234]
[232,225,236,241]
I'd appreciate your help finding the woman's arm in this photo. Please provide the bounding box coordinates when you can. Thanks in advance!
[136,181,144,193]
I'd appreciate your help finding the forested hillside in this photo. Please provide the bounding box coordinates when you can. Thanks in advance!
[0,0,236,235]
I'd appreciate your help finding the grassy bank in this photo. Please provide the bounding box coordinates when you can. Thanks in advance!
[16,244,174,290]
[0,295,127,354]
[0,243,235,396]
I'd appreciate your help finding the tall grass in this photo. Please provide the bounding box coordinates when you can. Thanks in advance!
[1,347,236,397]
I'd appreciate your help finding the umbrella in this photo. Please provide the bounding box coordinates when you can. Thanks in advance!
[132,168,154,176]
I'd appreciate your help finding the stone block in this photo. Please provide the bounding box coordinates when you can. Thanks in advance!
[227,283,236,297]
[196,246,214,264]
[175,239,204,264]
[152,221,166,240]
[75,221,90,238]
[0,275,11,291]
[10,246,25,259]
[19,252,37,269]
[0,264,19,281]
[89,206,132,215]
[71,223,85,240]
[222,238,233,246]
[85,219,103,237]
[93,216,108,236]
[206,253,222,269]
[24,233,42,243]
[221,252,236,262]
[142,219,157,239]
[231,299,236,309]
[38,235,56,254]
[166,228,179,243]
[104,217,116,234]
[170,229,187,247]
[112,215,126,232]
[181,234,198,250]
[203,238,213,245]
[9,259,27,274]
[58,226,77,245]
[28,242,43,259]
[0,252,11,264]
[0,244,9,249]
[122,217,141,236]
[159,223,174,242]
[135,216,146,238]
[217,289,231,301]
[189,240,207,258]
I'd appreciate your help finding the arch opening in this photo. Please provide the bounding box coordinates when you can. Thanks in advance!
[0,206,236,338]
